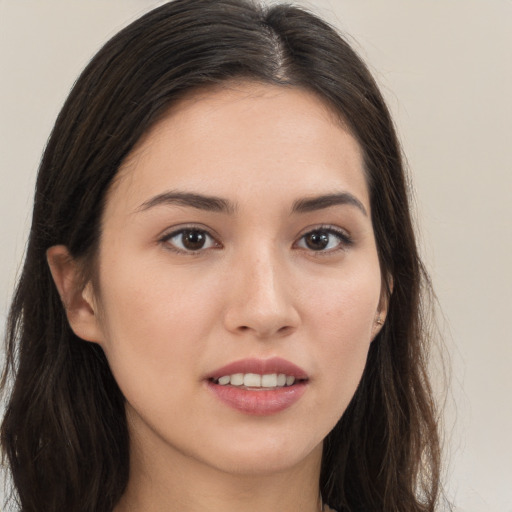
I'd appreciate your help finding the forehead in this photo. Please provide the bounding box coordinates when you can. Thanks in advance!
[108,82,369,215]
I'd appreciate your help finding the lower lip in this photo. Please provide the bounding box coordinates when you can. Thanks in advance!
[206,381,307,415]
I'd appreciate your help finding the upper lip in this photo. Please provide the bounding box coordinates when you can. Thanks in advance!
[206,357,308,380]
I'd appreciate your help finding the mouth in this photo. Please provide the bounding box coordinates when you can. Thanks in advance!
[205,357,309,415]
[210,372,304,389]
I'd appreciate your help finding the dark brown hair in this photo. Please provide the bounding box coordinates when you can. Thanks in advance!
[1,1,442,510]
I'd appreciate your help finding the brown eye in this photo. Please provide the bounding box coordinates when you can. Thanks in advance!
[297,228,352,253]
[304,231,330,250]
[163,228,218,253]
[181,230,207,250]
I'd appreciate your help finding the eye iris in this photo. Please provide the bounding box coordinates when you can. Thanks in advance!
[305,231,330,250]
[182,230,206,250]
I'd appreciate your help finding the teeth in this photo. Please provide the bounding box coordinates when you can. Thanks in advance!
[286,375,295,386]
[244,373,261,387]
[215,372,298,388]
[217,375,230,385]
[230,373,244,386]
[261,374,277,387]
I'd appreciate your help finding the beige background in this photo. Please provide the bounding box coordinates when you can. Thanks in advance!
[1,1,511,510]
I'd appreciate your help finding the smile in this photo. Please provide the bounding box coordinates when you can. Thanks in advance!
[213,373,297,388]
[206,357,309,415]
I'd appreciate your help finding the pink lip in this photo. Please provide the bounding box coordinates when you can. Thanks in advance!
[205,357,308,416]
[206,357,308,380]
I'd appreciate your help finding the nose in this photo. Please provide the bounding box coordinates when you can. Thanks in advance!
[222,248,300,339]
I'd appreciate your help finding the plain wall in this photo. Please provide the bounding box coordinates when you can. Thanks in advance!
[1,1,511,510]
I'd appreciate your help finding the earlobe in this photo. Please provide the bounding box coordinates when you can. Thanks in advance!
[371,274,393,341]
[371,313,385,342]
[46,245,103,343]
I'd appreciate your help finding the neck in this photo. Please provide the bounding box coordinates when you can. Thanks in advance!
[115,427,323,512]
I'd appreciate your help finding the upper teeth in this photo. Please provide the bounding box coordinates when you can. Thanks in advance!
[215,373,296,388]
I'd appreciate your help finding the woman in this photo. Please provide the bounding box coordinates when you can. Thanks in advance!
[1,0,443,511]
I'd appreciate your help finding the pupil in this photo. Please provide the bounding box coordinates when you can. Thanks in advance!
[306,231,329,250]
[183,230,205,250]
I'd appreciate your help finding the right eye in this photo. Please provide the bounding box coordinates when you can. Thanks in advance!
[161,228,220,254]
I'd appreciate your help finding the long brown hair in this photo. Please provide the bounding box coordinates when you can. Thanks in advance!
[1,1,443,510]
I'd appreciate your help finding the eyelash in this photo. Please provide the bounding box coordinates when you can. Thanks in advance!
[160,225,221,255]
[159,224,353,256]
[295,225,353,256]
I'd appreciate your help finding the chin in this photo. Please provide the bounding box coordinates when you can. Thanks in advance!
[202,433,324,477]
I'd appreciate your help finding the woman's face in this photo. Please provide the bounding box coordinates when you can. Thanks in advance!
[87,83,384,476]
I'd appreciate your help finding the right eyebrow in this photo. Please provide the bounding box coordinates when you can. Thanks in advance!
[134,191,238,214]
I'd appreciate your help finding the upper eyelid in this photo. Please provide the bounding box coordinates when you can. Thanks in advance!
[159,224,220,241]
[295,226,352,248]
[297,224,350,237]
[160,227,221,254]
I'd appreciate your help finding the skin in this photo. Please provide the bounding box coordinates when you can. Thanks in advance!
[48,82,386,512]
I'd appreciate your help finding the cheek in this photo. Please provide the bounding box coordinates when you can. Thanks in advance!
[94,278,219,433]
[94,260,221,390]
[308,263,381,343]
[304,265,381,404]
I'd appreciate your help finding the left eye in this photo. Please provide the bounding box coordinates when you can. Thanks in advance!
[163,229,218,252]
[296,228,350,252]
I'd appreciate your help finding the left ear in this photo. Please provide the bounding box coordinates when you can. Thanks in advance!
[371,275,393,341]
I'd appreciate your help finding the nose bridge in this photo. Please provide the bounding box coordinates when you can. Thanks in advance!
[248,248,280,305]
[223,242,299,337]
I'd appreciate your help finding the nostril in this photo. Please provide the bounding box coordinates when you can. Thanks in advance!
[224,295,301,337]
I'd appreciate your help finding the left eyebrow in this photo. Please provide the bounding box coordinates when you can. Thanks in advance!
[291,192,368,216]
